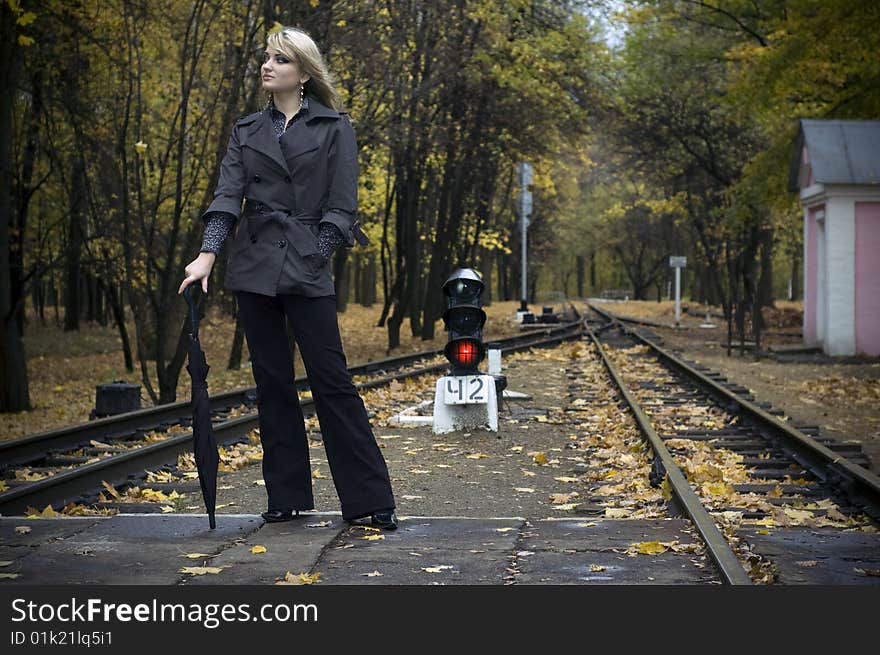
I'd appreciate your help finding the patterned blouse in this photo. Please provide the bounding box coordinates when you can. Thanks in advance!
[199,95,345,260]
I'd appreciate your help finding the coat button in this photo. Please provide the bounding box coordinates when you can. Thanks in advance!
[253,174,261,183]
[277,239,286,248]
[284,175,292,183]
[250,235,257,243]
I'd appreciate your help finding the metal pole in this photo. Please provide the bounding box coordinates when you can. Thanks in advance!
[674,266,681,327]
[519,162,531,312]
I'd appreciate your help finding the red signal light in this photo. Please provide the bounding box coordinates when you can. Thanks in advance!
[446,338,482,369]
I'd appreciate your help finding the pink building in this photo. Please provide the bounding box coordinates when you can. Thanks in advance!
[789,119,880,357]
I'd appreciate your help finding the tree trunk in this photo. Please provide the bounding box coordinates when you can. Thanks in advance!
[64,156,86,332]
[99,280,134,372]
[0,1,30,412]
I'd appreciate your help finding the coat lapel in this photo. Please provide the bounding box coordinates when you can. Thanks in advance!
[242,109,291,177]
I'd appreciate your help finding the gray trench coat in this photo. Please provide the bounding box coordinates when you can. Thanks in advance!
[201,96,367,297]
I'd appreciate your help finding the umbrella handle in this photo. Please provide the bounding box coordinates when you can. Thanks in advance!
[183,286,200,340]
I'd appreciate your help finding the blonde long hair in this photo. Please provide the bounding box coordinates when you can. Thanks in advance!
[265,26,344,112]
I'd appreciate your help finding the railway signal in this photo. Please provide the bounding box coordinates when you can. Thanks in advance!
[434,268,498,434]
[442,268,487,375]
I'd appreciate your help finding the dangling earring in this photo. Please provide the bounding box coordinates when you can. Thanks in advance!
[299,82,304,105]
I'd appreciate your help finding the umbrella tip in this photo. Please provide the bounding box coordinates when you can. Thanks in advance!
[209,513,216,529]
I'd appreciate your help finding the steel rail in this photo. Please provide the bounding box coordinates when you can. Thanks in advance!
[583,318,753,585]
[0,318,583,469]
[589,303,880,520]
[0,317,586,515]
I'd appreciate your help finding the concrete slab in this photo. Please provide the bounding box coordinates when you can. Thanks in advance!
[738,527,880,585]
[514,518,717,584]
[184,516,347,586]
[520,518,701,552]
[515,550,717,584]
[317,548,513,585]
[0,514,262,585]
[0,516,105,546]
[338,517,524,551]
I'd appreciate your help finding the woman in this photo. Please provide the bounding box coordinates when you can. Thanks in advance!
[178,26,397,530]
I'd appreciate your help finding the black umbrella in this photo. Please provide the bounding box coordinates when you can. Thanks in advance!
[183,286,219,529]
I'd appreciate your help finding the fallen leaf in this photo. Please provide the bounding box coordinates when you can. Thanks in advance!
[589,564,606,572]
[421,565,454,573]
[25,505,60,518]
[276,571,322,585]
[495,527,516,533]
[361,534,385,541]
[552,503,579,511]
[0,573,20,579]
[306,521,332,528]
[795,560,818,567]
[362,571,383,577]
[533,453,548,465]
[630,541,669,555]
[179,566,225,575]
[514,487,536,493]
[250,545,268,554]
[466,453,489,460]
[554,476,579,483]
[181,553,217,559]
[14,526,31,535]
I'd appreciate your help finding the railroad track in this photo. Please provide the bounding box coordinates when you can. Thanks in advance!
[0,307,586,516]
[583,302,880,584]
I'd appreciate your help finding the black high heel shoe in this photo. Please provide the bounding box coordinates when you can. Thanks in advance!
[261,509,300,523]
[370,509,398,530]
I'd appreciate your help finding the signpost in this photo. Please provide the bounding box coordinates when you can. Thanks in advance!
[519,162,532,312]
[669,256,687,327]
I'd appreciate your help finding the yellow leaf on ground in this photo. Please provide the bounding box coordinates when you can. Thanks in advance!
[554,476,579,483]
[361,534,385,541]
[276,571,322,585]
[514,487,536,493]
[312,469,327,479]
[589,564,606,572]
[14,526,31,535]
[660,476,673,501]
[181,553,217,559]
[631,541,670,555]
[552,503,579,511]
[495,527,515,533]
[421,565,454,573]
[362,571,383,577]
[250,545,268,554]
[179,566,225,575]
[605,508,631,518]
[25,505,60,518]
[466,453,489,459]
[533,453,548,465]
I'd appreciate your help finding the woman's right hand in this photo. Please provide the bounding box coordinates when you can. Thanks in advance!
[178,252,217,294]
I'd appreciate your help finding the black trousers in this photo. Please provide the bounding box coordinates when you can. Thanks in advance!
[236,290,395,521]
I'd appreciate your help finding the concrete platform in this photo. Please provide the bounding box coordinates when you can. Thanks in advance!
[0,514,726,585]
[737,527,880,585]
